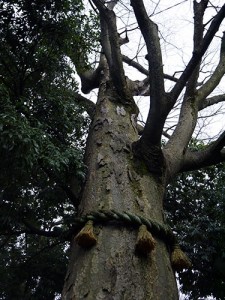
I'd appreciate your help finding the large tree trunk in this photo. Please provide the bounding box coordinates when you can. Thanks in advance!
[62,83,178,299]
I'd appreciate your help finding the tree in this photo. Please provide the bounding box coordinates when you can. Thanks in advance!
[62,1,225,299]
[165,153,225,299]
[0,0,95,298]
[1,0,225,299]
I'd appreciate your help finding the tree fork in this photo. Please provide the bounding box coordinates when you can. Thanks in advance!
[62,83,178,300]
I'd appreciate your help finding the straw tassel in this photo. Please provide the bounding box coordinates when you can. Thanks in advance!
[135,224,156,255]
[75,220,97,248]
[171,244,192,271]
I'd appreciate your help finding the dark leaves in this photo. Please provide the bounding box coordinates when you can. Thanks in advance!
[166,160,225,299]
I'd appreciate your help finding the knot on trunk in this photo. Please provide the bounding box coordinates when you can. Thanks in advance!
[132,140,165,175]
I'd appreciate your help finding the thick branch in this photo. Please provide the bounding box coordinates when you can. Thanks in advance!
[164,1,207,157]
[185,0,208,97]
[78,53,106,94]
[169,3,225,104]
[199,93,225,110]
[131,0,167,147]
[163,95,199,179]
[99,14,112,68]
[181,131,225,172]
[122,55,149,76]
[79,68,102,94]
[92,0,131,101]
[123,55,178,97]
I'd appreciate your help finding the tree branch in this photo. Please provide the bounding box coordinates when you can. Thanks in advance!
[184,0,208,98]
[75,92,95,118]
[199,93,225,110]
[164,3,225,178]
[39,162,81,208]
[22,219,63,238]
[169,3,225,104]
[181,131,225,172]
[122,55,179,82]
[197,32,225,106]
[78,54,105,94]
[91,0,131,102]
[122,55,149,76]
[164,1,207,159]
[131,0,167,149]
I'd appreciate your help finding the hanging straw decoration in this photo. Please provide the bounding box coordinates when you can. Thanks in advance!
[171,244,192,271]
[75,220,97,248]
[70,210,192,271]
[135,224,156,255]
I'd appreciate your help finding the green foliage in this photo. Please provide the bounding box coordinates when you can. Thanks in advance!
[0,0,98,298]
[166,163,225,300]
[0,235,69,299]
[0,0,94,182]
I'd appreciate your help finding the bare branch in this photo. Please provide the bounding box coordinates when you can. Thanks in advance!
[137,123,144,135]
[122,55,149,76]
[197,32,225,105]
[131,0,167,148]
[79,68,102,94]
[164,1,207,155]
[184,0,208,97]
[122,55,179,82]
[169,3,225,104]
[78,53,105,94]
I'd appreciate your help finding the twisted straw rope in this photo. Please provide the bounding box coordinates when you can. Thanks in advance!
[72,210,177,246]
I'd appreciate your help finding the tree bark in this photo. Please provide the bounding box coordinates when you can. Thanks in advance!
[62,82,178,300]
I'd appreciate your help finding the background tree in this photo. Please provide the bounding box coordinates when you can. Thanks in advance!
[0,0,96,298]
[1,0,225,299]
[165,142,225,299]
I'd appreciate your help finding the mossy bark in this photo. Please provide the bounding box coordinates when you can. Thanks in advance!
[62,84,178,300]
